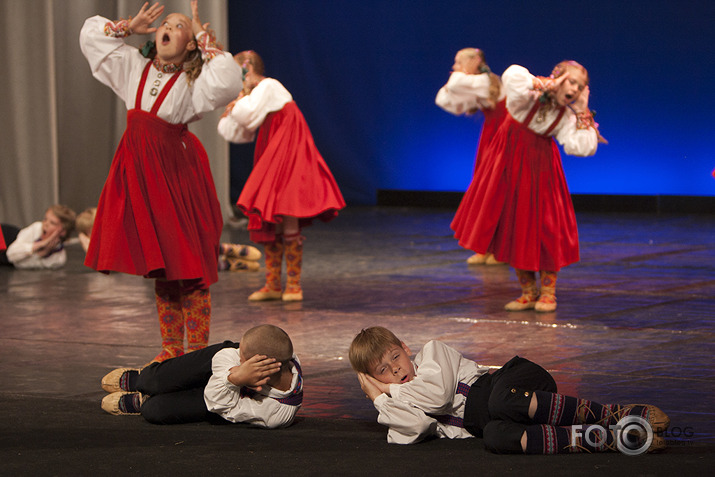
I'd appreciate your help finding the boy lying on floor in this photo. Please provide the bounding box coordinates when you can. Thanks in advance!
[348,326,668,454]
[101,324,302,428]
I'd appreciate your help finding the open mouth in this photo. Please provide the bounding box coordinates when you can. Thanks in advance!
[161,33,170,45]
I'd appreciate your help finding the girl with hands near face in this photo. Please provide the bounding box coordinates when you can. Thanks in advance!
[436,48,508,267]
[217,50,345,303]
[451,60,606,313]
[80,1,242,364]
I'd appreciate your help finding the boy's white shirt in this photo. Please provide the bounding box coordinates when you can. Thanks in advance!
[372,340,491,444]
[5,222,66,269]
[203,347,302,429]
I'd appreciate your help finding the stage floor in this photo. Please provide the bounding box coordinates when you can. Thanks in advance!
[1,206,713,473]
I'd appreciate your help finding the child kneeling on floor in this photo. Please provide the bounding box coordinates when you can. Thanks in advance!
[348,326,669,454]
[101,324,302,428]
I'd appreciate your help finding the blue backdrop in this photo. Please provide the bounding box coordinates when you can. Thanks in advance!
[228,0,715,205]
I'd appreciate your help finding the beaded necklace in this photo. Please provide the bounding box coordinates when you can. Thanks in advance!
[152,58,183,74]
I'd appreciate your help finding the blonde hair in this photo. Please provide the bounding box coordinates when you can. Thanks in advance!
[551,60,590,86]
[48,204,76,241]
[458,48,501,109]
[75,207,97,236]
[240,324,293,365]
[349,327,402,374]
[235,50,265,76]
[182,48,203,85]
[139,15,217,86]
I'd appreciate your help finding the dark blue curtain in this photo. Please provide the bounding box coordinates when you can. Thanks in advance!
[228,0,715,205]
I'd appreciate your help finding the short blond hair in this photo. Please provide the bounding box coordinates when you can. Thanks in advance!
[240,324,293,364]
[348,327,402,374]
[75,207,97,236]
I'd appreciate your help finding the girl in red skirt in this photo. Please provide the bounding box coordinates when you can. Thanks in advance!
[451,61,606,312]
[436,48,508,266]
[218,51,346,302]
[80,1,242,362]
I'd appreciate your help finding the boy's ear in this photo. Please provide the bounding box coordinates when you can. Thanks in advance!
[400,341,411,356]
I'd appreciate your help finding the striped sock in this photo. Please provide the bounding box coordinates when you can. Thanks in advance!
[118,393,143,414]
[119,370,139,392]
[533,391,622,426]
[525,424,615,454]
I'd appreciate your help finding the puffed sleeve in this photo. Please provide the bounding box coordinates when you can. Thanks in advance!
[373,393,439,444]
[389,341,462,414]
[217,114,256,144]
[189,39,243,116]
[218,78,292,143]
[554,112,598,156]
[435,72,492,115]
[502,64,538,117]
[79,15,140,104]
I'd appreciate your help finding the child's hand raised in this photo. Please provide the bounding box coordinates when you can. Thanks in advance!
[129,2,165,35]
[190,0,210,36]
[228,354,282,391]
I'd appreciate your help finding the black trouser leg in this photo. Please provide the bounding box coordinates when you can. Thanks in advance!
[137,341,239,395]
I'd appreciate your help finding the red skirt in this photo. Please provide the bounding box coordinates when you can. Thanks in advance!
[85,109,223,287]
[472,99,508,176]
[451,114,579,272]
[237,101,346,243]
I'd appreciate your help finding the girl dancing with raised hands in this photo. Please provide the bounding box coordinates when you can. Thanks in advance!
[436,48,508,266]
[80,1,242,363]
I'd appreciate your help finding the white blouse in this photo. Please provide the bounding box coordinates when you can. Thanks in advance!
[217,78,293,144]
[502,64,598,157]
[435,71,505,116]
[203,347,302,429]
[80,15,242,124]
[373,340,491,444]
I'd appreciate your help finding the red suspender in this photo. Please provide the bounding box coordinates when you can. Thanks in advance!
[543,107,566,136]
[523,101,542,126]
[134,61,183,114]
[522,101,566,136]
[150,71,182,114]
[135,62,152,109]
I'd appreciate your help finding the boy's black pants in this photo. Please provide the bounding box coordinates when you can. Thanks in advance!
[138,340,240,424]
